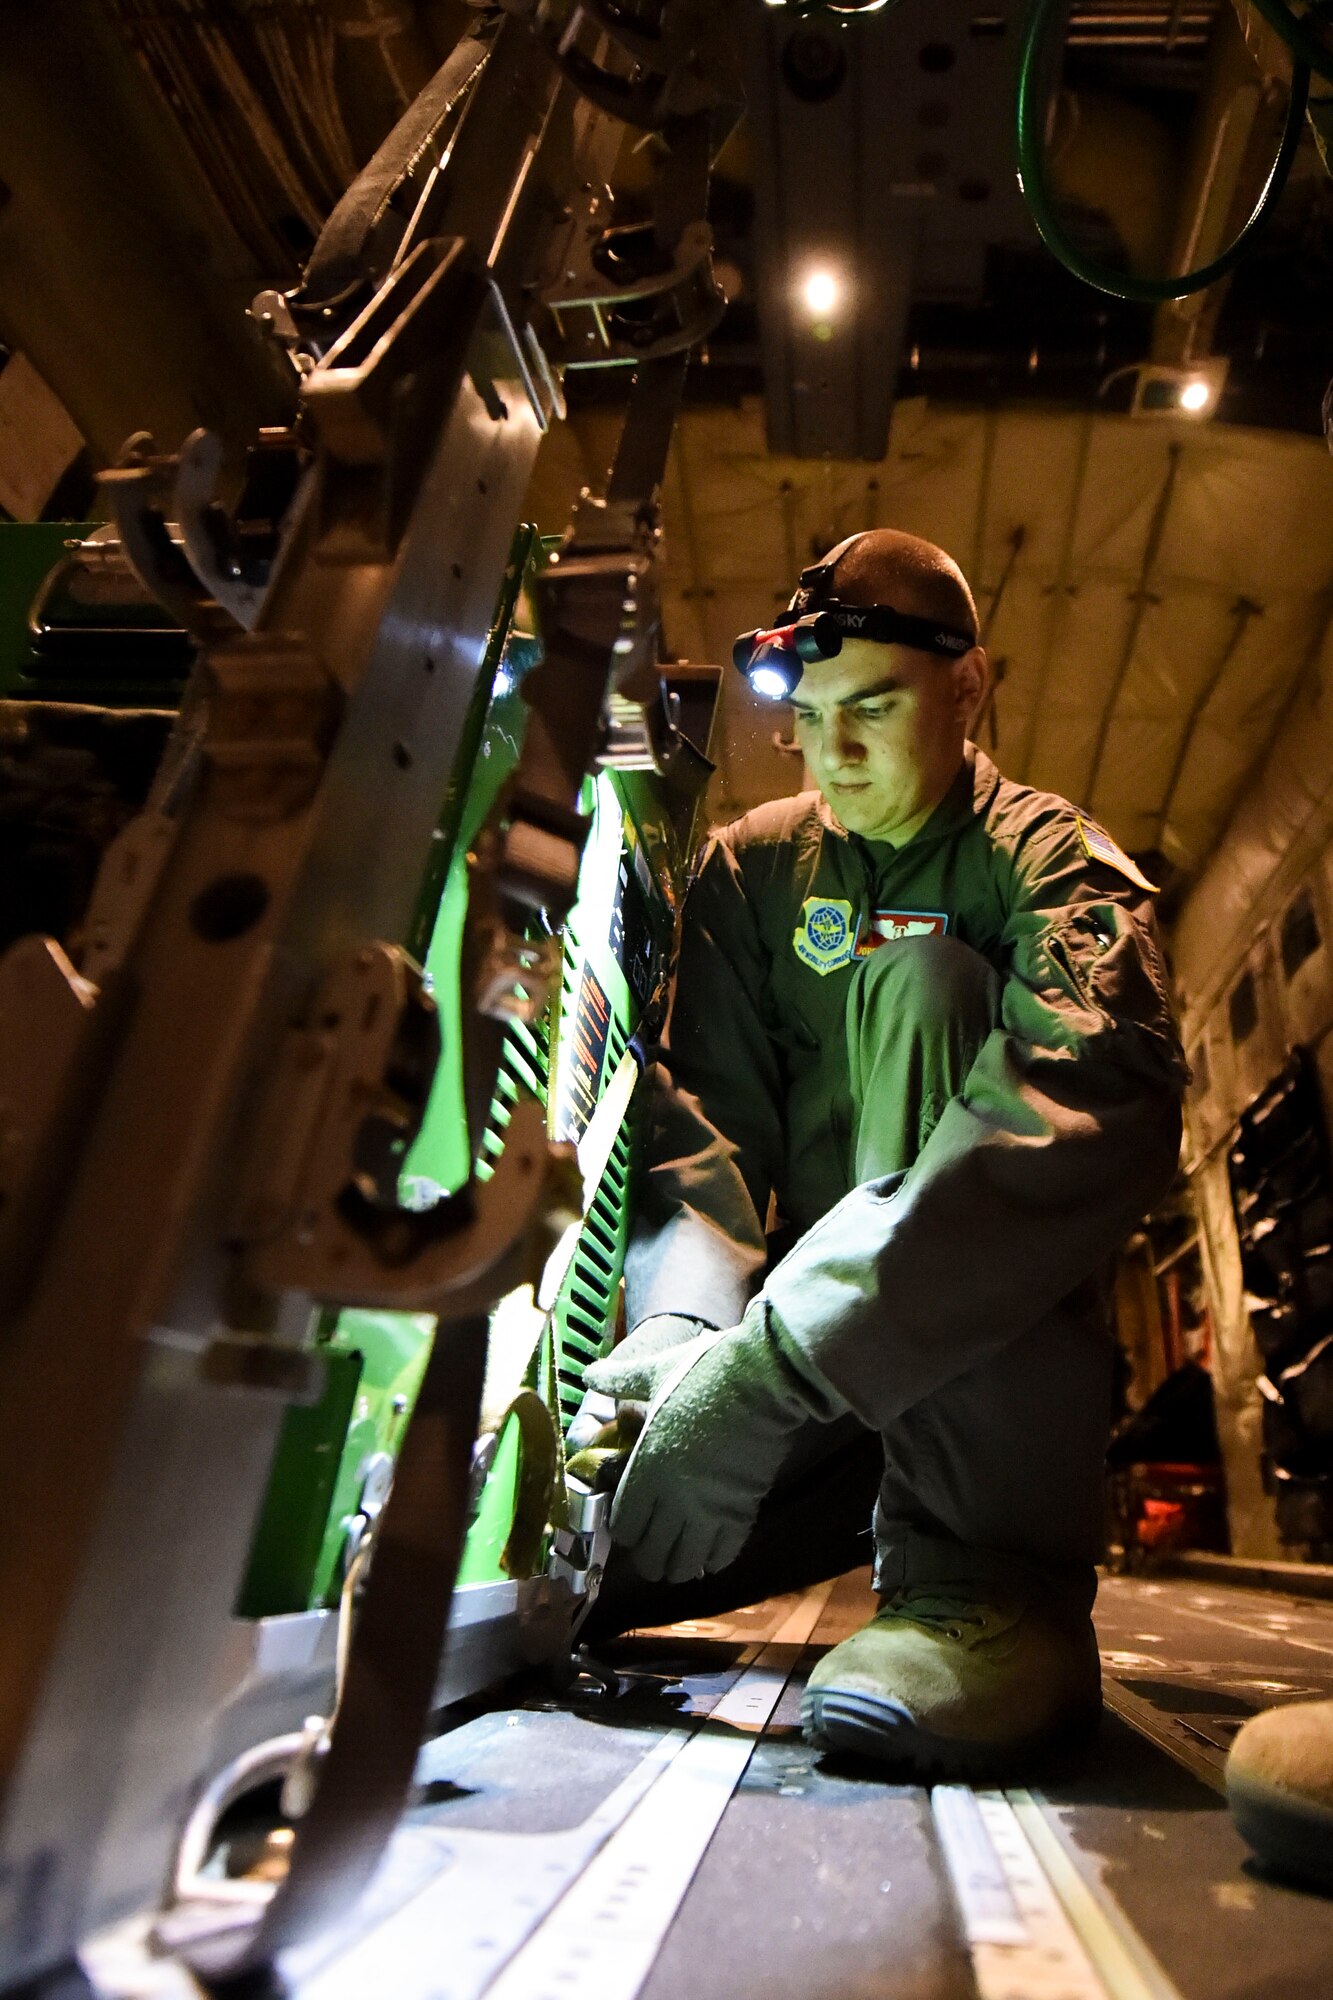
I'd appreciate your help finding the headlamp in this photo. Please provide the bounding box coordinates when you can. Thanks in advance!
[734,532,976,701]
[732,603,975,702]
[750,659,800,701]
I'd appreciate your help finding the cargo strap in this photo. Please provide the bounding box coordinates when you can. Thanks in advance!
[303,33,492,303]
[156,1311,489,1981]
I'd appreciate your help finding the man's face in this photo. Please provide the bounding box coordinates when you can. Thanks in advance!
[788,636,984,843]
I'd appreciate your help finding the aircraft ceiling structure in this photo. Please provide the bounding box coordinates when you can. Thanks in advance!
[4,0,1333,911]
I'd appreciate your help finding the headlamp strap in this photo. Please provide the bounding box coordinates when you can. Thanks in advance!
[786,535,975,660]
[799,603,974,659]
[791,531,865,612]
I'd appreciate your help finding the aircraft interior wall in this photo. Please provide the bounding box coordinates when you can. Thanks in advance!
[1175,628,1333,1555]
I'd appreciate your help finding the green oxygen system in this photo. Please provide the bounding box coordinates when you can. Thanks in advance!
[1,514,714,1673]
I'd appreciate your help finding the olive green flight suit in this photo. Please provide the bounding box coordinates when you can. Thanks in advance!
[622,745,1186,1608]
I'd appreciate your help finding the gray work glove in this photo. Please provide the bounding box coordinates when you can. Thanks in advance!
[568,1314,712,1454]
[563,1386,621,1458]
[565,1316,714,1488]
[585,1300,846,1585]
[579,1313,714,1428]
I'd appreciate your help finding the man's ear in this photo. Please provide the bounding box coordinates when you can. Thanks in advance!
[954,646,988,722]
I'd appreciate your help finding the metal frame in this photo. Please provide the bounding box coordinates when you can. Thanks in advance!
[0,2,739,1980]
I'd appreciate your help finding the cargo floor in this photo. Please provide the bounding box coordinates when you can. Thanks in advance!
[77,1568,1333,2000]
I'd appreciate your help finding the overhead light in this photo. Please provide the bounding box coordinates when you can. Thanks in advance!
[1127,358,1228,422]
[800,267,841,319]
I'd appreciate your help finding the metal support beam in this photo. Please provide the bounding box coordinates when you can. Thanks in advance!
[1084,441,1183,810]
[1153,592,1262,850]
[1017,408,1096,786]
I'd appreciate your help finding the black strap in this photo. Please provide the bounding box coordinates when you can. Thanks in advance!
[169,1312,489,1983]
[805,604,975,659]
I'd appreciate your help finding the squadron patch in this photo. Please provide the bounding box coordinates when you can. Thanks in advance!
[1076,817,1159,894]
[793,897,856,974]
[855,909,950,956]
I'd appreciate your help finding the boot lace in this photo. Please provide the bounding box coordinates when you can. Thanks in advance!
[880,1587,990,1642]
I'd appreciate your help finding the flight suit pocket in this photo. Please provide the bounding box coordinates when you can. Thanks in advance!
[1045,904,1187,1082]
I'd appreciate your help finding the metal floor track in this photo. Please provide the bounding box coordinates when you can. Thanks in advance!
[70,1570,1333,2000]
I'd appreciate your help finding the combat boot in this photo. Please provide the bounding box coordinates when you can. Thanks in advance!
[1226,1698,1333,1891]
[801,1581,1102,1778]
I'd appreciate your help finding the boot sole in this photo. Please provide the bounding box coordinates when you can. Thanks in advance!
[1227,1767,1333,1893]
[801,1684,1098,1782]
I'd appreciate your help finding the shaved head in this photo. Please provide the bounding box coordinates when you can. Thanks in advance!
[787,527,987,844]
[820,529,978,643]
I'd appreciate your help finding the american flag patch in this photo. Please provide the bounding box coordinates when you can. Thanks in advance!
[1076,817,1158,893]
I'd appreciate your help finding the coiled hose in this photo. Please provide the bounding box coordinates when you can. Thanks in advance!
[1016,0,1311,302]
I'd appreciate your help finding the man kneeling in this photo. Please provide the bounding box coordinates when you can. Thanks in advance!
[575,528,1186,1779]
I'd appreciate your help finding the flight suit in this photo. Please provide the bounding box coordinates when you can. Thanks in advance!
[621,744,1187,1610]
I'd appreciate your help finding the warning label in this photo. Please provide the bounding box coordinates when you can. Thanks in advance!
[554,961,612,1144]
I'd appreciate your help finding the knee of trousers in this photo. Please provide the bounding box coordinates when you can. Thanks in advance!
[850,932,999,1031]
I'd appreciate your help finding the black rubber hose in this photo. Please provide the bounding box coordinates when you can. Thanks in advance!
[1016,0,1310,304]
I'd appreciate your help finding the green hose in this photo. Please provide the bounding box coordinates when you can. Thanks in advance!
[1016,0,1311,303]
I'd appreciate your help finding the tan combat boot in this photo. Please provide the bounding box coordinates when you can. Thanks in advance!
[801,1582,1102,1779]
[1226,1699,1333,1891]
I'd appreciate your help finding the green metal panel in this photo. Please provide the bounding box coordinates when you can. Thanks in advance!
[404,655,535,1201]
[236,1309,432,1618]
[234,1345,363,1621]
[240,530,546,1615]
[454,1417,524,1588]
[239,526,697,1615]
[0,522,94,695]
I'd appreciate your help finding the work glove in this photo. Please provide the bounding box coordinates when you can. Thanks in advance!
[565,1315,713,1485]
[580,1313,714,1423]
[586,1299,846,1585]
[563,1386,621,1459]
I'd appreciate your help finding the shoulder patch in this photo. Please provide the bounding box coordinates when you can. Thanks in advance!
[793,896,856,974]
[1076,817,1158,894]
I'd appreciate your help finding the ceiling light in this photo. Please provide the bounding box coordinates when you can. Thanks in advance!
[1127,358,1228,423]
[801,268,841,318]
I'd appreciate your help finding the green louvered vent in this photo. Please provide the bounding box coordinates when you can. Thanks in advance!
[603,1011,630,1097]
[474,920,638,1428]
[559,922,582,1038]
[554,1096,635,1429]
[476,1012,551,1181]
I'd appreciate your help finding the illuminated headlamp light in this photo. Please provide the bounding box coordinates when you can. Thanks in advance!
[732,613,834,700]
[750,657,801,701]
[732,603,974,702]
